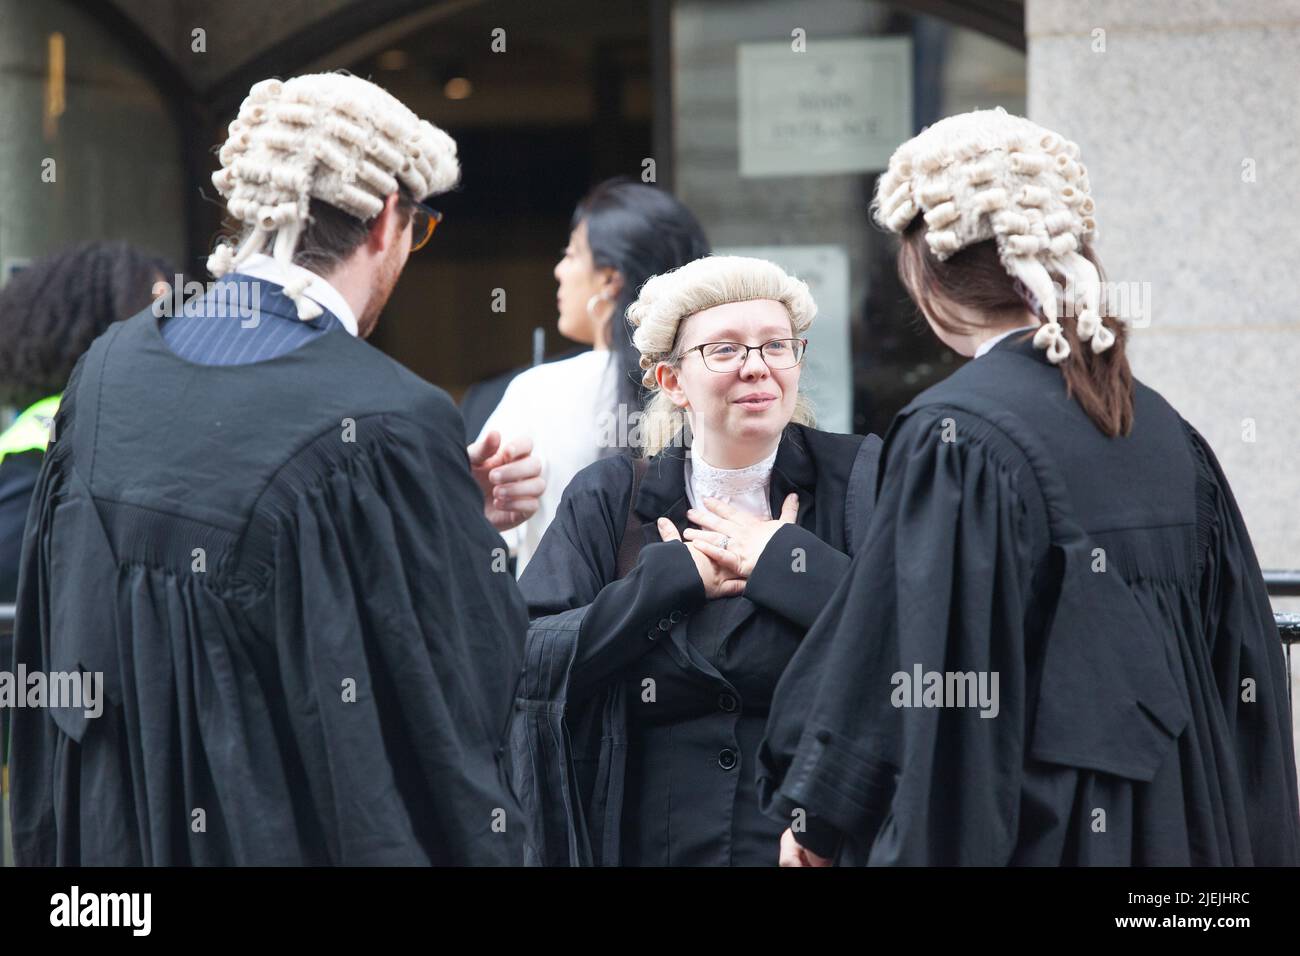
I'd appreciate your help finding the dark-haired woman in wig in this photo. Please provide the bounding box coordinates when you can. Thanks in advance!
[760,109,1299,866]
[476,178,710,574]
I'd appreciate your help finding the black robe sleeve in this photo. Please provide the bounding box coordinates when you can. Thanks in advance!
[758,408,1047,863]
[509,457,706,865]
[9,356,89,864]
[0,450,42,605]
[263,405,531,865]
[1185,423,1300,864]
[518,457,706,698]
[8,432,66,864]
[745,524,852,630]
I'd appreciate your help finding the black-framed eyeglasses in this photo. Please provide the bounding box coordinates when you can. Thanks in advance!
[410,200,443,252]
[682,337,808,373]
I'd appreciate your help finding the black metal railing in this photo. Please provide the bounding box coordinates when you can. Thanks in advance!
[1266,570,1300,598]
[1263,573,1300,712]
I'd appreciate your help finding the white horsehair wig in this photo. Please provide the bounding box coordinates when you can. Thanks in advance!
[872,107,1109,365]
[207,72,459,319]
[626,255,817,457]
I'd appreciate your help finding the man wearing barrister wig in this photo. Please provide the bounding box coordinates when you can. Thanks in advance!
[11,73,542,865]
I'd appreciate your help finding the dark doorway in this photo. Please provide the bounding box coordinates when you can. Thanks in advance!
[352,0,655,401]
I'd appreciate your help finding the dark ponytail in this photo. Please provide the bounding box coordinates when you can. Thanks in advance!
[571,178,710,446]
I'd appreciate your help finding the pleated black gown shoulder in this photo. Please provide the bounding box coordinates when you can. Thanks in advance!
[759,332,1300,865]
[10,308,528,865]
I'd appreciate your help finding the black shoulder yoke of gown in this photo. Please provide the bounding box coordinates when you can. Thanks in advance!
[10,309,529,865]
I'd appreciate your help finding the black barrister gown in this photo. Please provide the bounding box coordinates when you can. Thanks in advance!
[511,424,880,866]
[9,309,528,865]
[759,333,1300,865]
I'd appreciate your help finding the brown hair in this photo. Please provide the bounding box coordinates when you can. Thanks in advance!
[293,189,415,274]
[223,187,416,278]
[897,219,1134,437]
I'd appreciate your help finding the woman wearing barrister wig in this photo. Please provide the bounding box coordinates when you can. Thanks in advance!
[759,108,1300,866]
[509,255,883,866]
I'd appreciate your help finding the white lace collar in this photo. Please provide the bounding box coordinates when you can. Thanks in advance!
[685,446,779,518]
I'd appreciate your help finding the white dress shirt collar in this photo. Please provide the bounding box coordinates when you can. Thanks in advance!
[974,324,1039,359]
[235,253,358,337]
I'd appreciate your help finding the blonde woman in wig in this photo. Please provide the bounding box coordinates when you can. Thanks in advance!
[509,255,882,866]
[759,108,1300,867]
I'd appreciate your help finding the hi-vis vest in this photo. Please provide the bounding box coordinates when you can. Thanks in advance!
[0,395,60,466]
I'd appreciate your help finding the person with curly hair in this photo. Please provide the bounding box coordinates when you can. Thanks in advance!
[0,240,174,603]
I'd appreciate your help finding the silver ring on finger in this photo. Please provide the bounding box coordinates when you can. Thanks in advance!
[718,535,729,550]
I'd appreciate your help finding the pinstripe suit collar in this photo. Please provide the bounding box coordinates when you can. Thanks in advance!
[234,254,357,336]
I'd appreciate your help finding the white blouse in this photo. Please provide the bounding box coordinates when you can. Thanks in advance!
[684,446,778,520]
[477,349,618,576]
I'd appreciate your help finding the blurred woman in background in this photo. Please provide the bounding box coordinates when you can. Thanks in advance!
[477,178,709,574]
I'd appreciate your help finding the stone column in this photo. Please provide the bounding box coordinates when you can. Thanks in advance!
[1026,0,1300,583]
[0,0,186,275]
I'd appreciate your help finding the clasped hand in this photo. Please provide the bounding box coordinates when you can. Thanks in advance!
[656,493,798,598]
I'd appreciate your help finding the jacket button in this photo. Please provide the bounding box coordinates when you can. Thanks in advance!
[718,693,737,713]
[658,618,672,631]
[669,611,682,623]
[717,748,738,771]
[647,628,659,641]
